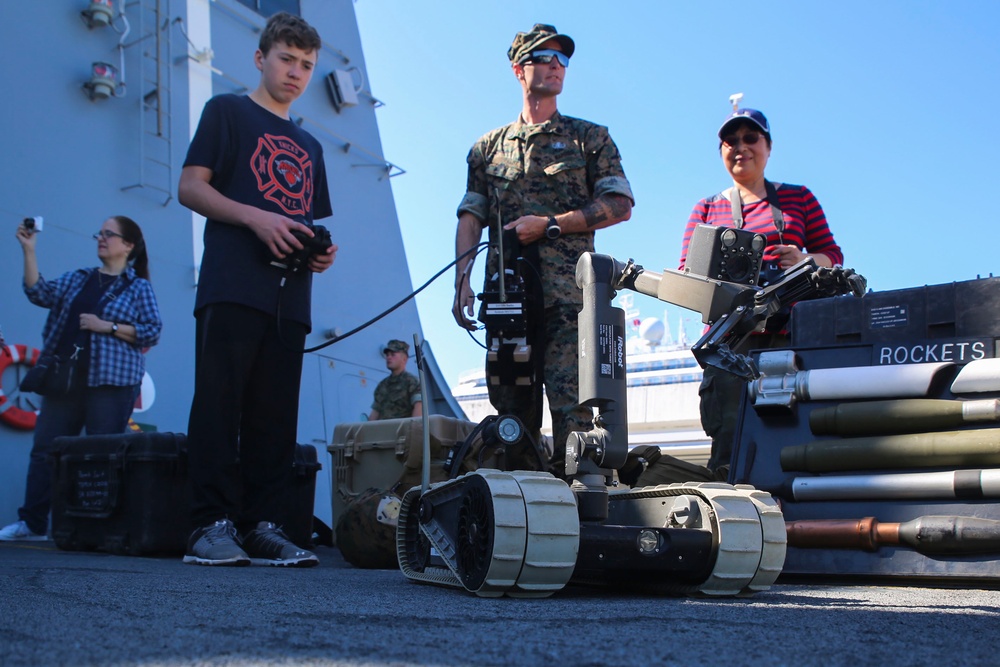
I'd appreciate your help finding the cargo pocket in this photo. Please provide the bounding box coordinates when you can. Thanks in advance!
[543,157,586,176]
[485,162,522,191]
[542,157,588,202]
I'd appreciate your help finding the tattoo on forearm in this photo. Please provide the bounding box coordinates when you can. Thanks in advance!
[605,195,631,220]
[582,195,630,228]
[582,201,608,228]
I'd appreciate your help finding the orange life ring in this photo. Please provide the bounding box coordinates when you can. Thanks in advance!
[0,344,42,431]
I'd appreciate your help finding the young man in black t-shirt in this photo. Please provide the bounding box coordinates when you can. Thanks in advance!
[178,12,337,567]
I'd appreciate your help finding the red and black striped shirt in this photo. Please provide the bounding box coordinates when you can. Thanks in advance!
[679,183,843,269]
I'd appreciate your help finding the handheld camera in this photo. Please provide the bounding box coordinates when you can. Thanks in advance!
[270,224,333,272]
[22,216,43,233]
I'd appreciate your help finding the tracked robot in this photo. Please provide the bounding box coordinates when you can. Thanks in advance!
[398,225,866,597]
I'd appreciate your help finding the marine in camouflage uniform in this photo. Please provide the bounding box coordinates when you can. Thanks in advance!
[452,24,634,468]
[369,339,422,420]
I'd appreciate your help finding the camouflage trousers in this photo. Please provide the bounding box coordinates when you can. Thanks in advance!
[700,333,789,471]
[487,303,593,467]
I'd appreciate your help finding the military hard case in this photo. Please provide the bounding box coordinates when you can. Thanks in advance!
[328,416,477,542]
[51,431,191,556]
[730,277,1000,582]
[51,433,321,555]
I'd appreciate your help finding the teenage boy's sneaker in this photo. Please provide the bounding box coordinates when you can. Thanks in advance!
[0,520,47,541]
[182,519,251,566]
[242,522,319,567]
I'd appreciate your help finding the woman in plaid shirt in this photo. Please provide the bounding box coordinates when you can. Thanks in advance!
[0,215,161,542]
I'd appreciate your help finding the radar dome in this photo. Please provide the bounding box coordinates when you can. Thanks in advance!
[638,317,665,345]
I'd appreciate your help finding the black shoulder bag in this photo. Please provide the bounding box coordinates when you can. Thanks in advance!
[19,345,83,397]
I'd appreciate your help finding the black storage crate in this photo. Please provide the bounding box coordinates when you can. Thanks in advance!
[732,277,1000,582]
[51,433,322,555]
[791,276,1000,351]
[51,432,191,556]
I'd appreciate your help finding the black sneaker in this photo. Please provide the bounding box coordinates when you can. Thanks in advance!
[242,522,319,567]
[182,519,251,566]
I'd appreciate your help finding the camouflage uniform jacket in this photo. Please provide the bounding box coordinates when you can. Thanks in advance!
[457,111,634,307]
[371,371,421,420]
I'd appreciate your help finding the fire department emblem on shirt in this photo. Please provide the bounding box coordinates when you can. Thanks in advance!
[251,133,314,216]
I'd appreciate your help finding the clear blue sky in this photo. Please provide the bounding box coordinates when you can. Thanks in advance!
[353,1,999,388]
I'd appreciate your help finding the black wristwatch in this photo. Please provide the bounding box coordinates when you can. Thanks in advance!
[111,323,119,335]
[545,216,561,240]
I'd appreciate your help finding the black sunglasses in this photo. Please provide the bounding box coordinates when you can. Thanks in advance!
[520,49,570,67]
[93,230,125,241]
[722,132,763,147]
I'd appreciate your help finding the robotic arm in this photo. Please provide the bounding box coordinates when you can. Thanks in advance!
[568,247,866,479]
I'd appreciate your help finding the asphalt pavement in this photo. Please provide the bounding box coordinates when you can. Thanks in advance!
[1,539,997,667]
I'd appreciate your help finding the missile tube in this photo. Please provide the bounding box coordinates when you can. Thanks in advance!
[780,428,1000,472]
[786,515,1000,555]
[809,399,1000,436]
[788,469,1000,501]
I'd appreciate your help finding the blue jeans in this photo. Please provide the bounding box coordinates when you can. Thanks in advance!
[18,383,139,535]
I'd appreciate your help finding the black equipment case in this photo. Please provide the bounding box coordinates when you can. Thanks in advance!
[288,443,323,548]
[730,277,1000,582]
[51,432,321,555]
[51,431,191,556]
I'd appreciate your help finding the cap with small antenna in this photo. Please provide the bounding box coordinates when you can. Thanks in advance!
[718,93,770,138]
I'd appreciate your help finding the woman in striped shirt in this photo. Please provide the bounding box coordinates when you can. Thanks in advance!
[680,107,843,473]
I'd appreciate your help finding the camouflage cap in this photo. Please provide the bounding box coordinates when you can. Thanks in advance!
[383,339,409,355]
[508,23,575,64]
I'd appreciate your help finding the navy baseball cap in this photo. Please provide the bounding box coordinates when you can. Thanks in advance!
[718,108,770,138]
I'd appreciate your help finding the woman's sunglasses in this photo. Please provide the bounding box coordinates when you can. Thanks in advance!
[722,132,763,147]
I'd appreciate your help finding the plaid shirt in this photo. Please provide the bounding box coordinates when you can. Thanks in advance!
[24,267,162,387]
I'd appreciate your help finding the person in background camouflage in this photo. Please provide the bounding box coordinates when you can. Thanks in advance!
[369,339,422,420]
[452,23,634,469]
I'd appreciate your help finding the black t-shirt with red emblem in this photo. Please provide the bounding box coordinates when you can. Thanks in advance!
[184,94,333,329]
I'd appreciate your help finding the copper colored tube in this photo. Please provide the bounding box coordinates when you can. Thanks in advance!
[786,516,1000,555]
[785,517,898,552]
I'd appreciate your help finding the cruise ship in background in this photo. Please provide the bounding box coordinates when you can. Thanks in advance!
[452,295,711,466]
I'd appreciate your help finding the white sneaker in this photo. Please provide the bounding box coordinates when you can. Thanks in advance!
[0,520,47,541]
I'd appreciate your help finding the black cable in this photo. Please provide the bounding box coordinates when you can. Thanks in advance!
[446,415,494,478]
[465,326,487,350]
[276,242,490,354]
